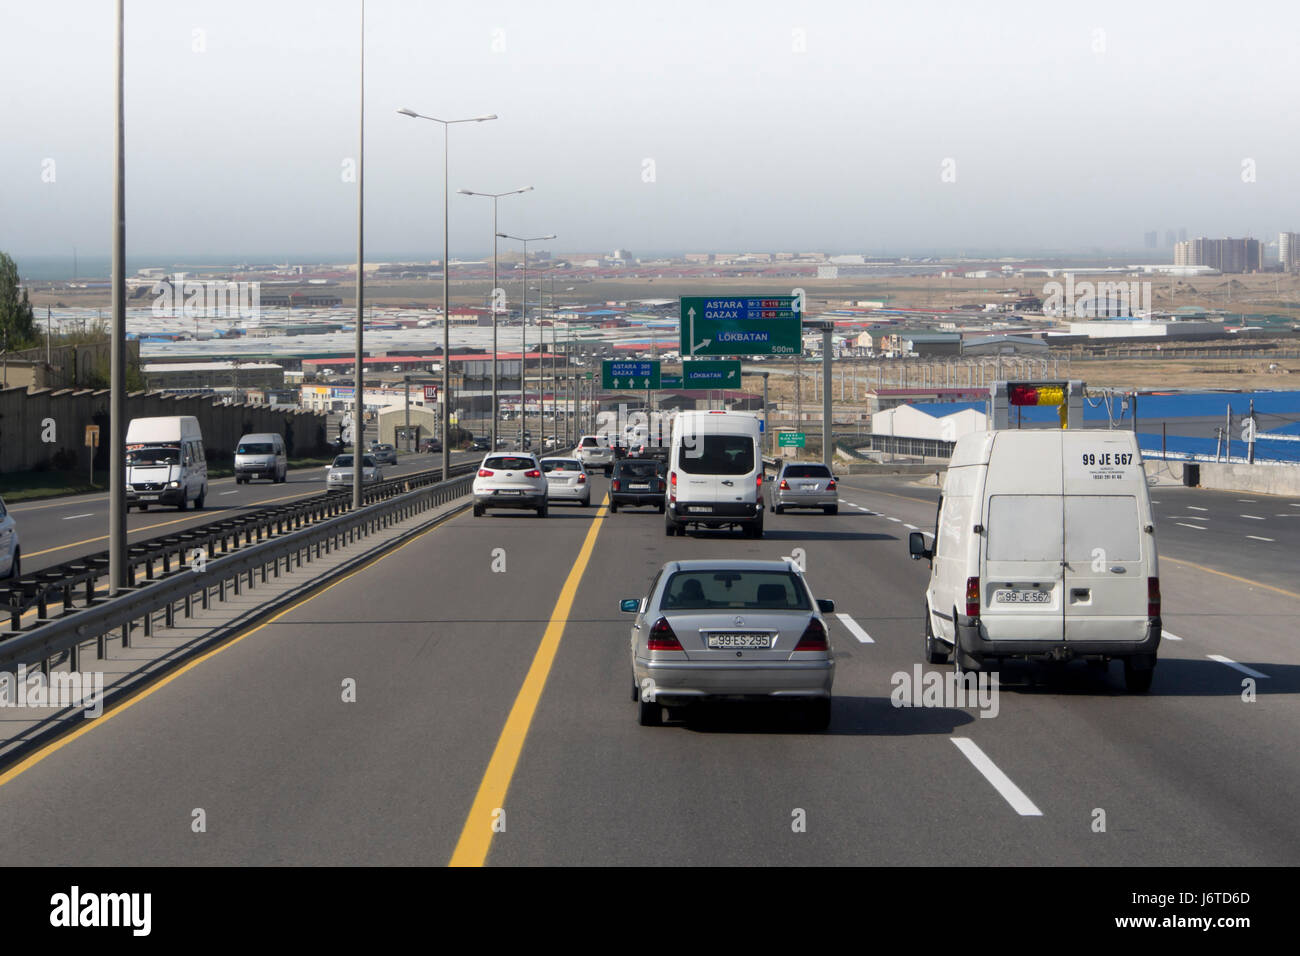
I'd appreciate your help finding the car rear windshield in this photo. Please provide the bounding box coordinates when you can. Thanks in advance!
[676,435,755,475]
[663,570,811,611]
[237,443,274,455]
[783,464,830,478]
[617,460,660,477]
[541,459,580,472]
[580,437,599,447]
[486,456,534,470]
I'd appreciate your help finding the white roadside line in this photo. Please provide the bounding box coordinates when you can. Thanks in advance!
[1291,504,1300,508]
[1162,631,1183,641]
[904,523,918,530]
[61,513,94,520]
[1176,522,1205,530]
[1207,655,1269,679]
[834,613,874,644]
[886,517,901,523]
[1246,535,1274,542]
[1238,499,1256,503]
[951,739,1042,817]
[1188,506,1208,512]
[220,491,239,496]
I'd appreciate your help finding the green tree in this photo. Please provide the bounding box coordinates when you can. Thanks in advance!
[0,251,39,351]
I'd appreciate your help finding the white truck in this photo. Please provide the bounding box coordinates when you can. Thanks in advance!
[125,416,208,511]
[908,429,1160,691]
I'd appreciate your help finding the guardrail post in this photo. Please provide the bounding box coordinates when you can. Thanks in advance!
[69,640,80,672]
[97,630,106,659]
[122,621,132,649]
[143,609,153,637]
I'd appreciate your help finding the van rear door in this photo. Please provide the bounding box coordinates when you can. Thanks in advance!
[675,431,757,506]
[982,493,1064,642]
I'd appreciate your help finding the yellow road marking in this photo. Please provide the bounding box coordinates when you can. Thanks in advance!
[450,498,609,867]
[0,504,468,789]
[1163,555,1300,602]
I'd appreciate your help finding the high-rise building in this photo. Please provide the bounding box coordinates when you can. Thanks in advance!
[1280,232,1299,272]
[1144,231,1158,249]
[1173,237,1262,273]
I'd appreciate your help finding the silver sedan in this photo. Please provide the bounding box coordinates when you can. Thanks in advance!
[770,462,838,514]
[623,559,835,728]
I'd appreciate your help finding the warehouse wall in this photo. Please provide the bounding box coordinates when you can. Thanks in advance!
[0,386,328,473]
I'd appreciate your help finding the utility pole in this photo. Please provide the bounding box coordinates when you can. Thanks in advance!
[108,0,128,592]
[353,0,365,509]
[762,371,770,458]
[1225,404,1232,461]
[821,323,832,468]
[403,374,411,452]
[1247,398,1255,464]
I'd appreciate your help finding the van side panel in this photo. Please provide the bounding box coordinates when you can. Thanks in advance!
[930,464,980,646]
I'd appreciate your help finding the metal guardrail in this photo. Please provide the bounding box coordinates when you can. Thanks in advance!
[0,462,476,634]
[0,471,474,674]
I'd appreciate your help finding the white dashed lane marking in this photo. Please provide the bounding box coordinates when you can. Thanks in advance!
[951,739,1043,817]
[834,613,874,644]
[1207,655,1269,680]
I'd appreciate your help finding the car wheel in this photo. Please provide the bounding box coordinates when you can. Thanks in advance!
[923,609,949,664]
[537,504,548,518]
[824,505,838,515]
[610,501,619,513]
[1124,659,1155,693]
[751,518,763,539]
[657,502,665,514]
[138,503,148,512]
[638,697,663,726]
[774,504,784,515]
[473,503,484,517]
[6,548,19,580]
[807,698,831,731]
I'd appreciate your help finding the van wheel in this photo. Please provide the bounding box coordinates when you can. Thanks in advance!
[952,626,977,674]
[1124,659,1155,693]
[178,495,189,511]
[923,611,949,664]
[195,488,206,510]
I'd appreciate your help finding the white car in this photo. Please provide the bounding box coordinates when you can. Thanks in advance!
[575,435,615,476]
[473,453,549,517]
[326,454,383,488]
[0,496,19,580]
[539,457,591,507]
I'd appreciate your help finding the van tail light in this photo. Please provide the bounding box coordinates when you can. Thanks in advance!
[477,469,494,478]
[669,471,677,503]
[647,617,683,652]
[612,479,620,491]
[965,577,981,619]
[795,617,829,651]
[524,469,541,478]
[779,479,790,490]
[827,479,836,490]
[1148,577,1161,618]
[756,472,763,489]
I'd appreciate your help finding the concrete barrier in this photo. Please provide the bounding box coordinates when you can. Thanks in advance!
[1193,462,1300,496]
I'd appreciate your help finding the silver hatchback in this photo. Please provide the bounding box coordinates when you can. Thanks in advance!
[623,559,835,728]
[770,462,838,515]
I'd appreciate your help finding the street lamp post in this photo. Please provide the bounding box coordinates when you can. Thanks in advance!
[497,232,554,450]
[398,107,497,478]
[459,186,531,453]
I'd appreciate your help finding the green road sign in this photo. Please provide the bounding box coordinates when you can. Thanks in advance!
[778,432,806,448]
[601,359,661,390]
[681,360,742,390]
[659,374,682,389]
[584,372,592,381]
[679,295,802,357]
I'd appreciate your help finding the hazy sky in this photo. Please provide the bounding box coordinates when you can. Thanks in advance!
[2,0,1298,261]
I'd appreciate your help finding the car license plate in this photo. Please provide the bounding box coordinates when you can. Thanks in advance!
[689,505,713,513]
[995,589,1050,604]
[801,482,818,489]
[497,490,522,496]
[140,495,159,501]
[629,483,649,490]
[705,632,773,649]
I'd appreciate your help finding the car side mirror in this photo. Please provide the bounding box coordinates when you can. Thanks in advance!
[620,598,640,613]
[816,598,835,614]
[908,531,933,561]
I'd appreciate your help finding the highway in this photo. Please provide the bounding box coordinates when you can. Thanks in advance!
[6,451,477,576]
[0,472,1296,866]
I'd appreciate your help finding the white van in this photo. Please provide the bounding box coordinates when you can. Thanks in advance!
[665,410,764,538]
[125,416,209,511]
[909,429,1160,691]
[234,432,288,484]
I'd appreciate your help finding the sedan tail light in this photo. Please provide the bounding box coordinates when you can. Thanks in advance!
[779,479,790,490]
[647,617,684,652]
[1148,577,1161,618]
[477,469,494,478]
[965,577,981,619]
[524,469,541,478]
[612,479,621,491]
[794,617,829,651]
[827,479,836,490]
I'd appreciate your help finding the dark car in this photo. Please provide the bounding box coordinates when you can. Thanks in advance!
[609,458,666,513]
[472,437,490,451]
[420,437,442,454]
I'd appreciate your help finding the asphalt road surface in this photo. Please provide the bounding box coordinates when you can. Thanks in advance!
[0,473,1296,865]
